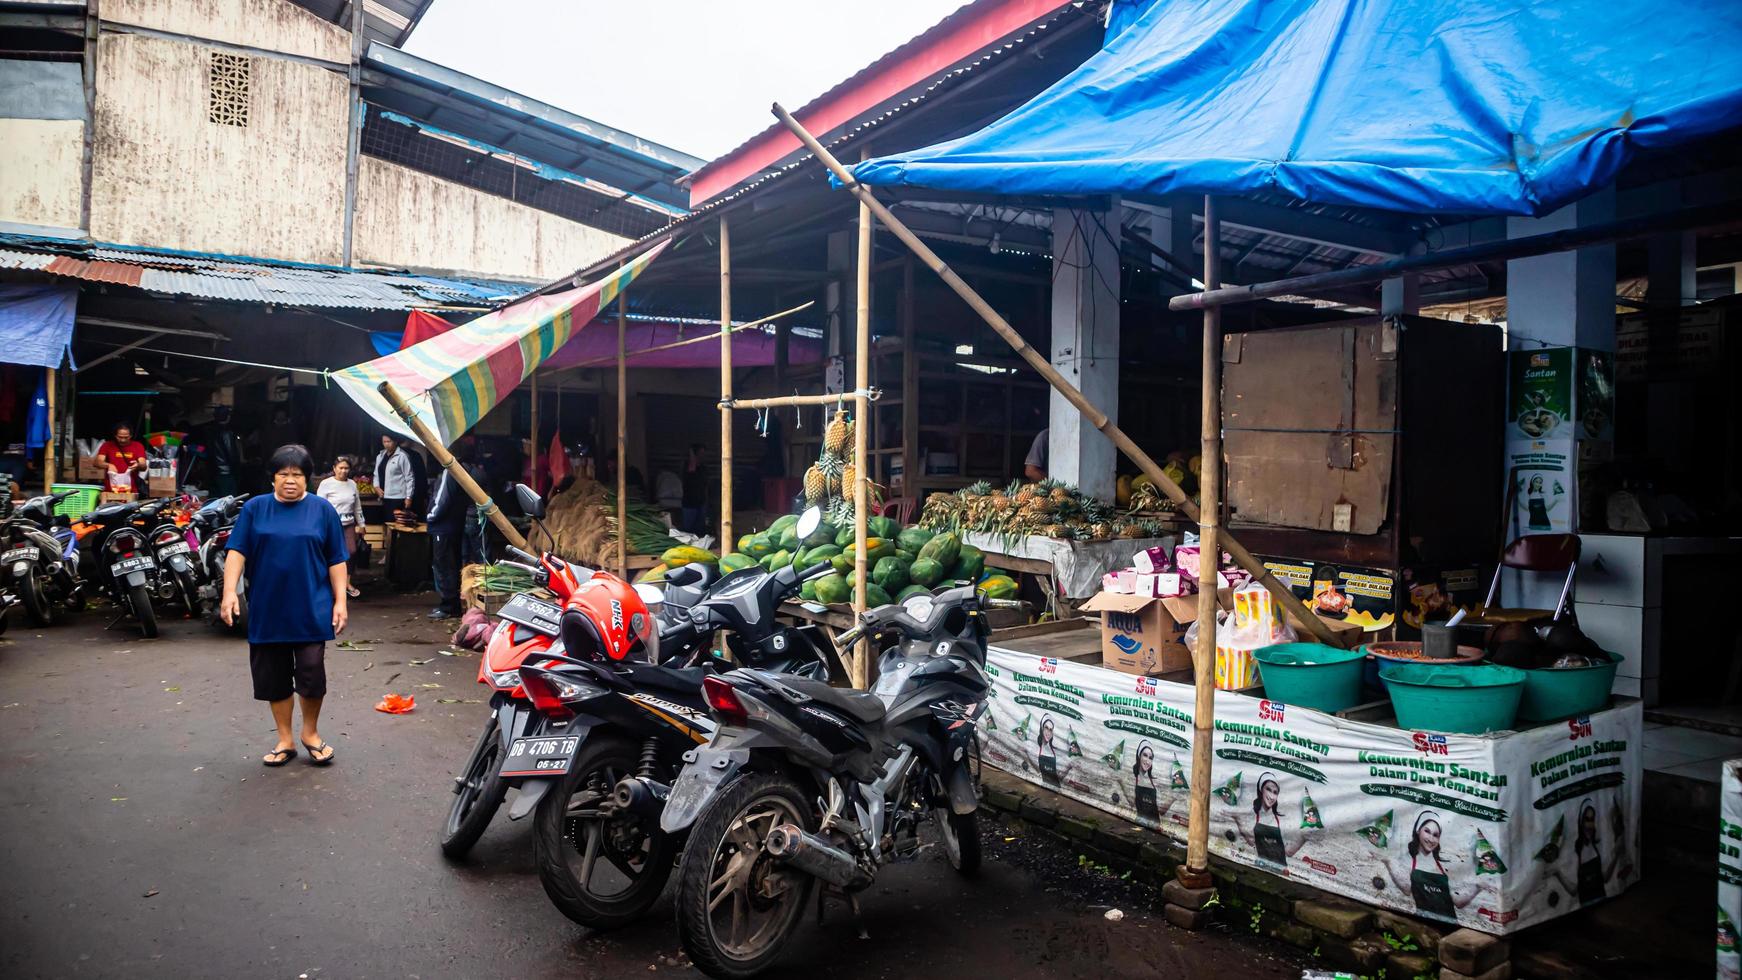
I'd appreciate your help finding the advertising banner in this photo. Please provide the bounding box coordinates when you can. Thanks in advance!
[1506,348,1577,535]
[1720,760,1742,980]
[980,648,1642,935]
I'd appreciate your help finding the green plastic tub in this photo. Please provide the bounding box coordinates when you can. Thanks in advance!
[1517,652,1622,723]
[1255,642,1367,714]
[1380,662,1527,735]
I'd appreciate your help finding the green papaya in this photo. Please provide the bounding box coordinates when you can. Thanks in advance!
[896,584,930,603]
[814,573,850,604]
[868,515,898,539]
[803,522,838,548]
[918,531,961,570]
[744,534,775,558]
[909,557,945,587]
[769,513,800,537]
[895,548,915,563]
[737,533,756,553]
[778,529,801,553]
[866,583,893,607]
[896,527,934,554]
[835,525,856,549]
[800,544,841,567]
[830,552,854,574]
[872,556,909,592]
[762,549,793,572]
[800,578,818,601]
[719,553,758,573]
[951,544,985,584]
[977,574,1019,599]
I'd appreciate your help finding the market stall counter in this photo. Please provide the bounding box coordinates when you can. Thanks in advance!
[977,644,1642,935]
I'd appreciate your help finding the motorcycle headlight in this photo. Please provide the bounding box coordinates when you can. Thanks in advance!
[487,669,522,689]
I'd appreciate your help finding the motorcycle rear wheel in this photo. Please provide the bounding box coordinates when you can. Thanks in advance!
[19,570,52,626]
[440,713,507,860]
[176,569,203,618]
[534,735,676,930]
[675,772,816,979]
[129,583,158,638]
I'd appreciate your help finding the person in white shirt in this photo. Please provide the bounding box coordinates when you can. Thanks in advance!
[1024,428,1049,481]
[373,434,414,512]
[318,456,366,597]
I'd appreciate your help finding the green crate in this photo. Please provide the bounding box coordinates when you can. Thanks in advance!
[51,483,102,518]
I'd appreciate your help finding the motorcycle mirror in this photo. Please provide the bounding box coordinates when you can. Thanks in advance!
[632,583,664,609]
[513,482,546,519]
[794,506,823,541]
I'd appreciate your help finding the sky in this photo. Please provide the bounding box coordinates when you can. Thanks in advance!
[405,0,976,163]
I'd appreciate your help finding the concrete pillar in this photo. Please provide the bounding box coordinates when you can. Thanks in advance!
[1505,187,1617,351]
[1048,203,1121,502]
[1647,231,1696,306]
[1380,275,1420,315]
[824,229,850,394]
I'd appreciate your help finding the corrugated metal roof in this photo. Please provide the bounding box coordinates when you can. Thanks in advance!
[0,236,528,310]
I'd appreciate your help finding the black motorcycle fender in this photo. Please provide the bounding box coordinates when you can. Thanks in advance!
[660,738,760,835]
[503,713,599,821]
[122,570,149,588]
[944,752,978,815]
[166,554,192,573]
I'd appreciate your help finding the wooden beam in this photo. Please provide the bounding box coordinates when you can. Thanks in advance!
[377,381,529,553]
[851,152,873,689]
[617,267,627,578]
[1186,195,1224,881]
[719,216,734,550]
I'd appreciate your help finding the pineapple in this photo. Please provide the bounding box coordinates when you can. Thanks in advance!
[804,464,826,504]
[1089,523,1114,540]
[1048,486,1071,505]
[841,462,857,494]
[824,411,851,455]
[1118,523,1145,538]
[826,470,842,497]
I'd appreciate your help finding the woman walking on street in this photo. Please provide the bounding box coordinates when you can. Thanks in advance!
[373,433,414,515]
[222,445,350,767]
[317,455,366,597]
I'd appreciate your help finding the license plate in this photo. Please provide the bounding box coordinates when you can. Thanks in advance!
[499,593,563,636]
[500,734,581,777]
[113,555,156,573]
[157,540,191,556]
[2,546,39,563]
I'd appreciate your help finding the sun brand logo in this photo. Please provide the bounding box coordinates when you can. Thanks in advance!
[1258,700,1285,723]
[1412,732,1450,755]
[1133,676,1157,696]
[1038,657,1058,674]
[1530,352,1551,367]
[1566,716,1593,740]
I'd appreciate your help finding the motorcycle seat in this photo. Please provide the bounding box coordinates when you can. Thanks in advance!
[628,663,709,699]
[89,502,135,519]
[773,674,885,724]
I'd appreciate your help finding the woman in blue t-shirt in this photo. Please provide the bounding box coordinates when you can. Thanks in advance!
[221,444,350,767]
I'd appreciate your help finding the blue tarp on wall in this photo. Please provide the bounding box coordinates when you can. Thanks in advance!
[0,284,76,369]
[853,0,1742,216]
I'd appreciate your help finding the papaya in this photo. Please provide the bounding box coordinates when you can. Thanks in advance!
[635,562,669,583]
[777,528,801,553]
[762,549,794,572]
[719,553,758,573]
[803,521,838,548]
[978,574,1019,599]
[744,534,775,558]
[814,573,850,604]
[800,543,841,567]
[661,545,718,567]
[917,531,961,570]
[896,584,930,603]
[872,556,909,592]
[909,557,945,587]
[895,548,915,563]
[896,526,934,554]
[951,544,985,584]
[866,583,893,607]
[868,515,898,539]
[834,525,856,549]
[800,578,819,601]
[768,513,800,537]
[737,533,757,553]
[830,552,854,574]
[864,537,894,563]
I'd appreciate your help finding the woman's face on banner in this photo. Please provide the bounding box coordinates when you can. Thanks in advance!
[1260,780,1279,810]
[1137,747,1153,775]
[1040,720,1054,745]
[1581,806,1598,837]
[1418,819,1442,853]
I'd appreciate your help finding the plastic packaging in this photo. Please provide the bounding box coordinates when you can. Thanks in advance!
[1473,828,1508,875]
[375,693,416,714]
[1301,790,1324,830]
[1358,809,1394,848]
[1214,770,1243,806]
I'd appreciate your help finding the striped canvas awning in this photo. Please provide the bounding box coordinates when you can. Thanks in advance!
[333,241,666,445]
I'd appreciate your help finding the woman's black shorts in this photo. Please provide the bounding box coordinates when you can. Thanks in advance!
[250,642,327,701]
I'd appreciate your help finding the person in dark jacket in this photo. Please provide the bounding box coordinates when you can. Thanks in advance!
[426,440,481,620]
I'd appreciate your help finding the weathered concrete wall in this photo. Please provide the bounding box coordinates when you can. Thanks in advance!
[89,31,348,263]
[104,0,352,64]
[0,119,84,231]
[353,157,628,281]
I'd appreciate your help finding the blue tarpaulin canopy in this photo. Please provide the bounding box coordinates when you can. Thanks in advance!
[0,284,76,369]
[853,0,1742,217]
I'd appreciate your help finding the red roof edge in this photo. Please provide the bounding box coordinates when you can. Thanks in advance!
[687,0,1076,207]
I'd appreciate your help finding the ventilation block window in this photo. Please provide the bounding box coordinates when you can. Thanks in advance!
[207,52,251,127]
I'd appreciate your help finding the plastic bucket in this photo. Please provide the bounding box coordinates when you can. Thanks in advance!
[1517,652,1622,722]
[1361,641,1485,698]
[1380,662,1527,735]
[1254,642,1366,713]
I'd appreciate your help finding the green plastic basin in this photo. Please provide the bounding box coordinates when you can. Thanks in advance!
[1380,662,1526,735]
[1517,652,1622,722]
[1254,642,1367,714]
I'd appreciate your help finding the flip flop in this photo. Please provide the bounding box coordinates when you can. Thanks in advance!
[302,740,336,766]
[263,747,297,767]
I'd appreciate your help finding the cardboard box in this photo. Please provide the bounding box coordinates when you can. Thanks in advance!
[1080,589,1232,677]
[98,492,137,505]
[77,456,106,481]
[147,476,177,498]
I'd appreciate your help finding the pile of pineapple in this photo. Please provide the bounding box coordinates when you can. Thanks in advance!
[919,478,1166,542]
[803,409,873,527]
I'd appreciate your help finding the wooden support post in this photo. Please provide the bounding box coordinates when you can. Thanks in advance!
[529,371,539,482]
[1186,195,1223,880]
[768,103,1340,648]
[44,367,57,495]
[899,257,917,500]
[376,381,531,554]
[719,216,734,550]
[617,281,628,578]
[852,168,873,689]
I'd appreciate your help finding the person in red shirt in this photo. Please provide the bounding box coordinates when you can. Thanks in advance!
[97,423,149,494]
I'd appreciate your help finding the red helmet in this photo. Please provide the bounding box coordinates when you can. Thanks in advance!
[559,572,653,663]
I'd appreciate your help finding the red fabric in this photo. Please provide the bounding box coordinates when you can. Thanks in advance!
[400,310,457,348]
[98,439,148,492]
[546,432,571,493]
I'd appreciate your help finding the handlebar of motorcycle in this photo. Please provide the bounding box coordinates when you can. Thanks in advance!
[982,598,1025,610]
[797,559,835,580]
[505,545,541,566]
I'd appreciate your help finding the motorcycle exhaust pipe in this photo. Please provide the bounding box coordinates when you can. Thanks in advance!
[611,776,671,820]
[764,823,868,889]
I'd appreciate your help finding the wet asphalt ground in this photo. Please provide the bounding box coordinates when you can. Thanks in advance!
[0,592,1306,980]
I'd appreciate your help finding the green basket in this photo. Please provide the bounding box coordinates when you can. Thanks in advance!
[51,484,102,518]
[1380,662,1526,735]
[1254,642,1367,713]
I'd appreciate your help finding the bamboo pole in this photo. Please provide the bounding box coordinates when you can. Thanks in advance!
[769,103,1340,647]
[376,380,531,553]
[725,392,874,410]
[1185,195,1224,882]
[567,301,814,370]
[44,366,56,495]
[851,164,873,689]
[719,216,734,550]
[617,276,628,579]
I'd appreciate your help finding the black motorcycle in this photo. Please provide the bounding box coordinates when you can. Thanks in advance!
[76,498,166,637]
[505,508,842,932]
[662,584,1011,978]
[192,493,248,631]
[2,489,85,625]
[138,497,203,618]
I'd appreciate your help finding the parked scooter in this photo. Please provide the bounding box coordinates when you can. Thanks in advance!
[192,493,248,632]
[662,583,1013,978]
[2,489,85,625]
[72,499,165,637]
[138,496,202,618]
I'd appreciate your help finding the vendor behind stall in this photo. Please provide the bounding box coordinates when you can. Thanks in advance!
[97,423,148,494]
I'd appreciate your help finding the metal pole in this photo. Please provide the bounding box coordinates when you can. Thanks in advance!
[852,167,873,689]
[719,217,734,550]
[529,371,539,485]
[617,278,628,578]
[44,367,57,495]
[769,103,1340,646]
[1185,195,1223,883]
[376,380,530,553]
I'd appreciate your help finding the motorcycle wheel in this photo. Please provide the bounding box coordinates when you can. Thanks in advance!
[176,569,203,618]
[129,583,159,638]
[675,772,816,979]
[440,714,508,860]
[534,736,677,930]
[19,570,52,626]
[932,807,981,876]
